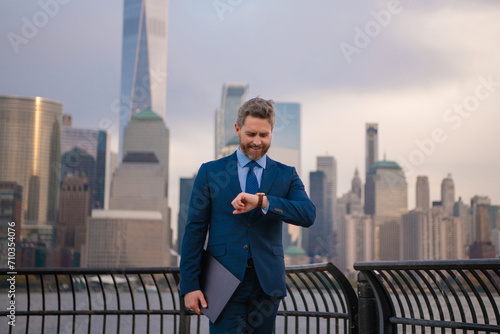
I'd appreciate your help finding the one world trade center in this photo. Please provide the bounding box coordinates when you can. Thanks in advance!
[119,0,168,159]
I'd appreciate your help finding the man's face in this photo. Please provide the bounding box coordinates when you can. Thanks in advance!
[235,116,272,161]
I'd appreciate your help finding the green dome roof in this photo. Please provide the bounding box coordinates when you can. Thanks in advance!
[368,160,401,173]
[131,108,162,120]
[285,246,308,256]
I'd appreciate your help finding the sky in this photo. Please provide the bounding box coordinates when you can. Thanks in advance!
[1,0,500,241]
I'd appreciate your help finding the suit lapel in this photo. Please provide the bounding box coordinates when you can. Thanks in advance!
[226,152,242,196]
[259,156,278,194]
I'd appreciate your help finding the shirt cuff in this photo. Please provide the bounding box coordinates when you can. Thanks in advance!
[261,202,270,214]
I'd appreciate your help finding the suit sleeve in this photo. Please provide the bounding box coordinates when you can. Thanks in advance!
[179,163,211,296]
[265,167,316,227]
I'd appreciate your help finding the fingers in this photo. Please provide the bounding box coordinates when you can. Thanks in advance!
[184,290,206,315]
[231,193,247,214]
[199,294,207,309]
[231,195,245,210]
[231,193,258,214]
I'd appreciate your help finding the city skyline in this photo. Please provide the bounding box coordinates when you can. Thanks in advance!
[1,1,500,238]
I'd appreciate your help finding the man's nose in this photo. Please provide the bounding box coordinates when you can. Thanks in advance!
[253,137,262,145]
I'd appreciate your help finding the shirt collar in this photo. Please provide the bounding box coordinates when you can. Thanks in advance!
[236,147,267,169]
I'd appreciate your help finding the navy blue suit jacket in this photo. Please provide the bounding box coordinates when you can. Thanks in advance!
[180,152,315,297]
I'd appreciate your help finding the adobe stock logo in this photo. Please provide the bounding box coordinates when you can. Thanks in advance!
[339,0,403,64]
[213,0,246,21]
[397,75,499,178]
[7,0,72,54]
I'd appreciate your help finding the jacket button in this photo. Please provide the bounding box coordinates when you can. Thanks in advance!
[243,245,248,250]
[248,224,252,228]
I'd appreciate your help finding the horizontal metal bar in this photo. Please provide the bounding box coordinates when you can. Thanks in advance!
[0,310,181,316]
[277,310,350,319]
[354,259,500,270]
[0,267,180,275]
[283,263,330,274]
[390,317,500,331]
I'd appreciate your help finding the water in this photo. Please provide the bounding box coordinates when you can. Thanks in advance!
[2,291,498,333]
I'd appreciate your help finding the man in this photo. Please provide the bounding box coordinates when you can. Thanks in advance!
[180,97,315,333]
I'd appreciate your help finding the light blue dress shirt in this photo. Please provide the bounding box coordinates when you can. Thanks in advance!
[236,148,269,212]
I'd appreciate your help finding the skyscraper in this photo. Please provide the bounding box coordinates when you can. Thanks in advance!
[351,168,362,200]
[87,151,171,267]
[336,169,372,276]
[401,209,428,260]
[490,205,500,258]
[86,108,171,267]
[454,196,471,253]
[0,96,62,231]
[441,174,455,216]
[57,173,91,266]
[215,83,248,158]
[365,161,407,217]
[316,156,337,230]
[416,175,430,210]
[119,0,169,158]
[61,127,109,209]
[365,123,378,211]
[439,214,464,260]
[304,171,335,259]
[470,195,490,244]
[268,102,301,174]
[365,160,408,260]
[469,204,497,258]
[122,109,169,190]
[365,123,378,175]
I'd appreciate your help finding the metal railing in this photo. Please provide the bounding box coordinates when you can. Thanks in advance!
[279,262,358,333]
[0,263,358,333]
[4,259,499,333]
[355,259,500,333]
[0,267,182,333]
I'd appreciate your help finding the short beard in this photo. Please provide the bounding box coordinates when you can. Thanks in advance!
[240,142,270,161]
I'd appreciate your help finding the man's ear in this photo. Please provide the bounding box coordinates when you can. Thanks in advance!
[235,123,240,136]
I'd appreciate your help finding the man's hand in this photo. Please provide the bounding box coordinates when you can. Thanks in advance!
[184,290,207,315]
[231,192,268,214]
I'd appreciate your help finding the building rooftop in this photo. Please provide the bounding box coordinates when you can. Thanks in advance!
[122,152,159,163]
[368,160,401,173]
[131,108,162,120]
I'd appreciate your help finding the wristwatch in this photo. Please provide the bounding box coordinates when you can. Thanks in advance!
[256,193,265,208]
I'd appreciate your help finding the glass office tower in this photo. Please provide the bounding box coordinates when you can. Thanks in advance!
[268,102,301,174]
[120,0,169,159]
[364,160,408,260]
[215,83,249,158]
[0,96,62,225]
[61,128,109,209]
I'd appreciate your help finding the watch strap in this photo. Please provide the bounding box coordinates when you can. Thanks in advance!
[256,193,265,208]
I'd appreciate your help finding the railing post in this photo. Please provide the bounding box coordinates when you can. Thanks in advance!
[178,293,191,334]
[357,272,377,334]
